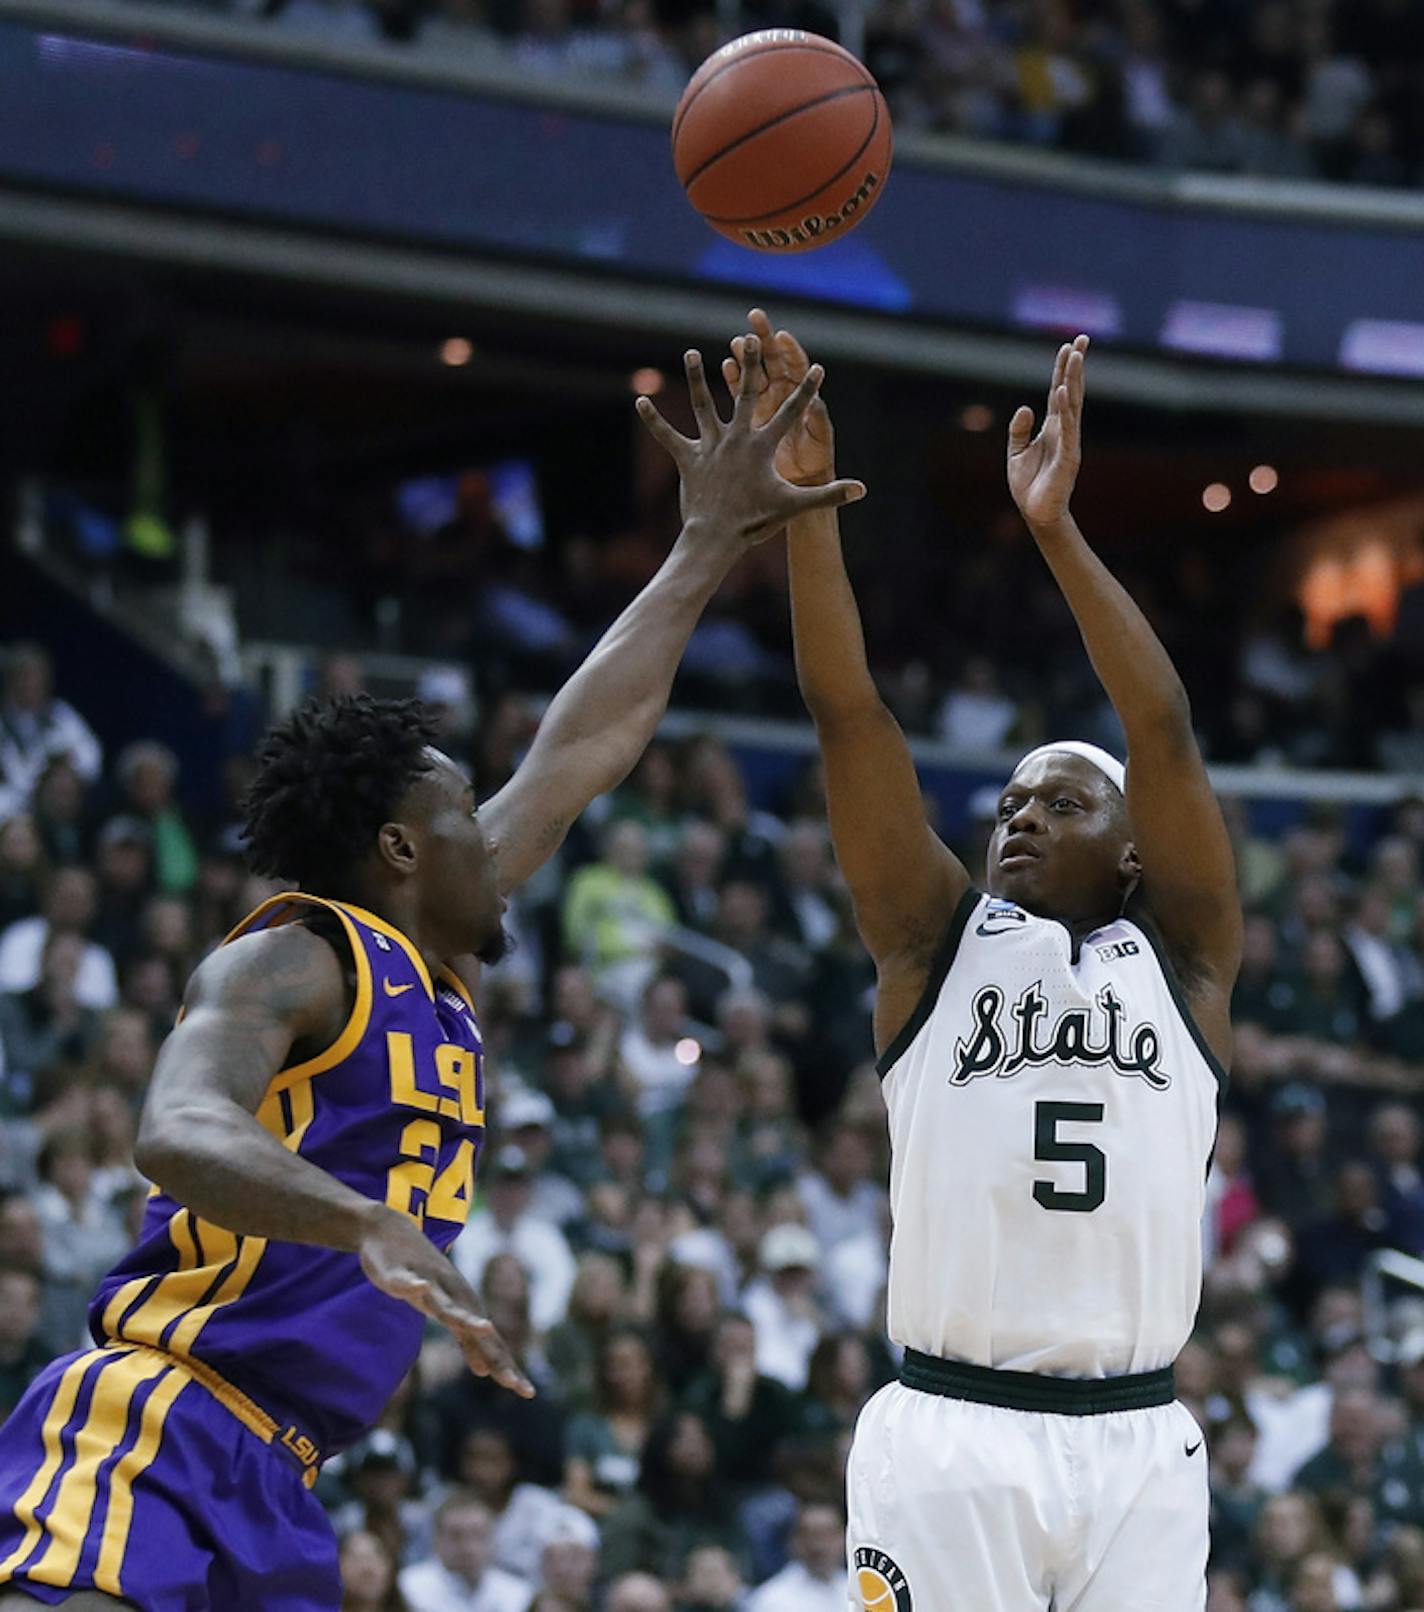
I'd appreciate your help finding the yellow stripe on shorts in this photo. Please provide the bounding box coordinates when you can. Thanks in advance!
[92,1365,189,1597]
[0,1348,120,1583]
[25,1349,172,1589]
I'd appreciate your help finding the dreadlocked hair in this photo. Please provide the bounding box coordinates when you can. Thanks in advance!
[241,695,441,891]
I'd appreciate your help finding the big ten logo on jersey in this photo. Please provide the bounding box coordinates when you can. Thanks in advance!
[383,1030,484,1229]
[1096,938,1139,962]
[854,1548,912,1611]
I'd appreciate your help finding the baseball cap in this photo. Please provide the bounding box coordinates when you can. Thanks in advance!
[759,1223,820,1273]
[544,1504,599,1550]
[501,1089,555,1131]
[490,1144,533,1180]
[350,1428,416,1476]
[1272,1083,1325,1119]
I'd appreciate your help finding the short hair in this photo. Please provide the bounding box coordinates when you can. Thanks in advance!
[241,696,439,891]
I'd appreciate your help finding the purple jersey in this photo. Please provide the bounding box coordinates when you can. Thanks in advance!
[89,894,485,1458]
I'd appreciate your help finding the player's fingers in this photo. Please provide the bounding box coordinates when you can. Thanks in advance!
[635,395,691,461]
[1007,404,1035,453]
[684,348,722,438]
[722,355,741,393]
[791,478,867,514]
[766,364,825,443]
[455,1313,536,1398]
[1047,342,1070,411]
[732,334,765,424]
[1066,346,1087,419]
[775,328,813,382]
[747,307,775,345]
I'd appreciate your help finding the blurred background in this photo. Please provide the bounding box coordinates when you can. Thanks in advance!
[4,2,1424,1610]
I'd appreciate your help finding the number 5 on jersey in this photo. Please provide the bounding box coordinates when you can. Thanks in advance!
[1033,1101,1106,1213]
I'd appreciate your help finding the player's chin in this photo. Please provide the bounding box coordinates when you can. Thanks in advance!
[989,857,1044,898]
[474,923,514,967]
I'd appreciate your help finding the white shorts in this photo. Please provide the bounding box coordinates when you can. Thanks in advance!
[846,1382,1208,1612]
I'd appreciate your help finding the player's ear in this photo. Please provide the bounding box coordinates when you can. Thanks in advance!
[1117,840,1142,896]
[376,820,419,878]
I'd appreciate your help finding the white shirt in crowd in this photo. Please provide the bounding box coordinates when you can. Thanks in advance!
[741,1277,822,1391]
[796,1172,881,1254]
[0,699,102,818]
[0,918,118,1011]
[618,1023,696,1118]
[487,1489,589,1581]
[398,1559,533,1612]
[745,1561,849,1612]
[452,1210,577,1332]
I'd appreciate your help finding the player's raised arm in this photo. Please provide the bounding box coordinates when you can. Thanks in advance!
[478,342,866,894]
[134,926,534,1397]
[1007,338,1243,1040]
[724,312,969,1048]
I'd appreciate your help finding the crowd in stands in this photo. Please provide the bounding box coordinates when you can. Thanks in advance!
[7,633,1424,1611]
[139,0,1424,187]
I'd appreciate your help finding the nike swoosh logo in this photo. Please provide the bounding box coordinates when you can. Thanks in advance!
[976,923,1022,937]
[1185,1440,1202,1457]
[383,980,415,997]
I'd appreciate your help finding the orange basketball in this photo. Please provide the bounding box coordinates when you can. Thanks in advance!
[672,29,893,254]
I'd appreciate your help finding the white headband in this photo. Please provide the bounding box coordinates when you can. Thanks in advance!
[1013,741,1126,795]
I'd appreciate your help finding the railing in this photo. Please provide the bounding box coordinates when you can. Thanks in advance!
[1362,1249,1424,1364]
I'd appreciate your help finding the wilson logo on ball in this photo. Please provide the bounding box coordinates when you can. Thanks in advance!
[672,29,893,254]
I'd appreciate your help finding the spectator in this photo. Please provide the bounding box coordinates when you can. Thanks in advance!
[536,1505,600,1605]
[606,1575,672,1612]
[450,1425,579,1579]
[330,1429,430,1569]
[1256,1086,1334,1235]
[661,822,726,934]
[741,1224,826,1392]
[30,759,87,870]
[111,741,199,895]
[0,867,117,1010]
[937,655,1020,751]
[399,1491,533,1612]
[1249,1492,1326,1610]
[607,744,682,865]
[1368,1103,1424,1254]
[452,1144,577,1333]
[0,815,46,931]
[619,975,700,1140]
[1206,1113,1262,1265]
[0,1264,49,1418]
[770,823,839,955]
[0,930,102,1096]
[565,1329,661,1518]
[31,1123,131,1341]
[546,1252,626,1411]
[744,1502,847,1611]
[600,1410,743,1582]
[1291,1386,1386,1505]
[1209,1414,1266,1578]
[1291,1162,1391,1306]
[796,1124,880,1256]
[498,1087,584,1228]
[562,820,676,1006]
[339,1528,409,1612]
[90,817,154,962]
[675,1545,746,1612]
[0,644,102,820]
[681,1312,802,1491]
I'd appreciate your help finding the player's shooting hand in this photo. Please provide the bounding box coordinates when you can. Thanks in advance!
[637,334,865,547]
[359,1208,536,1399]
[721,308,837,488]
[1007,335,1089,532]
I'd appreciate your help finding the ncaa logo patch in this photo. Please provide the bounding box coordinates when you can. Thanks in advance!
[854,1547,912,1611]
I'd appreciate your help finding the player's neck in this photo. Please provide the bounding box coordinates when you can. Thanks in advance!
[342,882,445,978]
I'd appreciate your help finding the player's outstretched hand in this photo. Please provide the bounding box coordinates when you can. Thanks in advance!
[359,1208,535,1399]
[637,333,865,545]
[721,308,836,489]
[1007,334,1089,532]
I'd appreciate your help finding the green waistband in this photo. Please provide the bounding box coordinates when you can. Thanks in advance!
[898,1349,1176,1416]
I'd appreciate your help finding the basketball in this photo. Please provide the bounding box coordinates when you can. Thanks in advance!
[672,30,893,254]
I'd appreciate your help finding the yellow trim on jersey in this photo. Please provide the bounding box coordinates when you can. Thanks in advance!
[0,1348,114,1582]
[92,1364,188,1595]
[25,1349,170,1589]
[166,1235,266,1357]
[334,900,435,999]
[255,1074,316,1153]
[222,892,375,1095]
[437,964,477,1013]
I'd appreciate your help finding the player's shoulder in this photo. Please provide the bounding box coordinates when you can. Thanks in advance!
[185,921,349,1025]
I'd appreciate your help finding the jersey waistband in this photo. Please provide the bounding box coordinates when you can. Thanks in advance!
[117,1343,326,1487]
[898,1348,1176,1415]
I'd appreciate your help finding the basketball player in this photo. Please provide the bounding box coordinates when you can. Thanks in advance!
[720,313,1241,1611]
[0,344,866,1612]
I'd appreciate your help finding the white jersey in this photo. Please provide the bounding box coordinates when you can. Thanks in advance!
[879,889,1223,1379]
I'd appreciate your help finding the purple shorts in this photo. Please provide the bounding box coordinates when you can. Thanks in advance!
[0,1344,339,1612]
